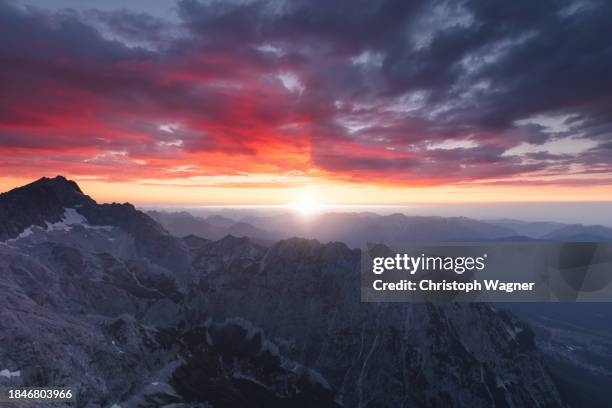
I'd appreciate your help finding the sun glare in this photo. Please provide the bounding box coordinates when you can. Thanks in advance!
[289,194,324,215]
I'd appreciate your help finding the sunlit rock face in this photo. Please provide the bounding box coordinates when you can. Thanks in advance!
[0,177,565,407]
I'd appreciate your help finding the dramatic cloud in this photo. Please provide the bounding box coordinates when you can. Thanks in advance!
[1,0,611,191]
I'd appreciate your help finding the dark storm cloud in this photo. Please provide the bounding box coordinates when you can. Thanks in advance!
[0,0,611,183]
[462,0,612,131]
[85,8,173,46]
[177,0,427,53]
[0,1,152,61]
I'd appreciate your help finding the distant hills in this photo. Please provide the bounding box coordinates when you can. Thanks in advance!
[488,220,568,238]
[147,210,278,244]
[148,209,612,246]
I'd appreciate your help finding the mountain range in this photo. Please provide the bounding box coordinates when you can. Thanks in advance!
[1,176,607,407]
[148,208,612,247]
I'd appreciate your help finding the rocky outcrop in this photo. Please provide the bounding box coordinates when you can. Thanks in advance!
[0,175,93,240]
[187,237,564,407]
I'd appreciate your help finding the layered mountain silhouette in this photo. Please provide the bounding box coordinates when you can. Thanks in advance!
[0,176,594,407]
[149,207,612,246]
[148,210,278,245]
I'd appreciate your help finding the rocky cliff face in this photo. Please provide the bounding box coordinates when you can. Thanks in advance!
[0,177,566,407]
[186,237,563,407]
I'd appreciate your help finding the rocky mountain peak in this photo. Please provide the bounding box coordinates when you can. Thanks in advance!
[0,176,192,282]
[0,175,95,240]
[32,175,83,193]
[1,175,92,205]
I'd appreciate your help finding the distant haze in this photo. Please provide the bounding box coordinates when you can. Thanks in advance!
[144,202,612,227]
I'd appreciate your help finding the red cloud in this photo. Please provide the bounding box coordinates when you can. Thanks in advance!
[1,0,611,192]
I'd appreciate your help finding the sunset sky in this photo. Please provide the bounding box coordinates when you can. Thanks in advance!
[1,0,612,205]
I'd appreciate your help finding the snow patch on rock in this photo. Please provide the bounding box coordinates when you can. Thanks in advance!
[2,208,116,244]
[0,369,20,378]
